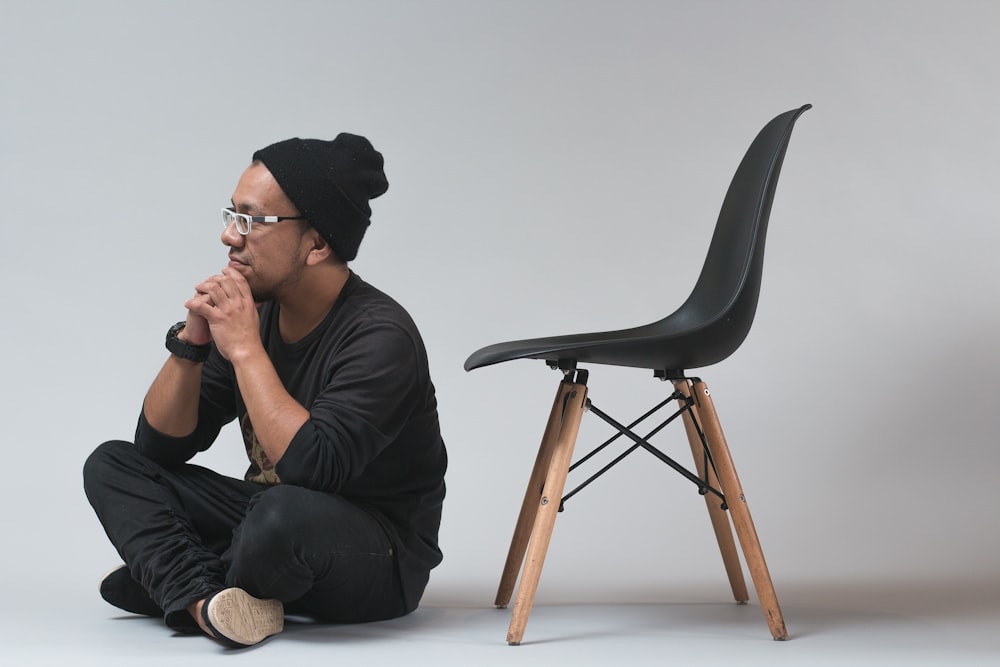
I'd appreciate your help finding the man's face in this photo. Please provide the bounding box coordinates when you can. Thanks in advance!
[223,162,312,302]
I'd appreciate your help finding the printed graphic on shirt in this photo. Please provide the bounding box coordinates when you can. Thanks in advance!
[241,413,281,485]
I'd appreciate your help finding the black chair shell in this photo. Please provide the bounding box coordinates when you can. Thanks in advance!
[464,105,811,377]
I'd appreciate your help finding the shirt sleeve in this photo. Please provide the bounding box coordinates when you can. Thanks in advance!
[133,347,237,467]
[274,320,422,492]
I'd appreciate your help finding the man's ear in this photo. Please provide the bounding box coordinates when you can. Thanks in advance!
[304,229,334,266]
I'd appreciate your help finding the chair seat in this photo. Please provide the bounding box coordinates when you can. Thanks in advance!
[464,305,751,375]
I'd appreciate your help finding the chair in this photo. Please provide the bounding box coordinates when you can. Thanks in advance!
[464,104,811,645]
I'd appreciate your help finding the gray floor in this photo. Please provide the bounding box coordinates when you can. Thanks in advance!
[5,578,998,666]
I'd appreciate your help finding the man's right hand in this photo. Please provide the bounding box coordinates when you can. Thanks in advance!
[181,312,212,347]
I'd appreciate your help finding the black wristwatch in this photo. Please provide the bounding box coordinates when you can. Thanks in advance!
[165,321,211,363]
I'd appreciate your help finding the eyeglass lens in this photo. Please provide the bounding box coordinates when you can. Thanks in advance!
[223,209,251,234]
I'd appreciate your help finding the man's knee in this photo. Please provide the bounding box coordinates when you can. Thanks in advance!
[237,485,314,547]
[82,440,134,492]
[225,486,312,588]
[228,486,360,570]
[226,486,393,605]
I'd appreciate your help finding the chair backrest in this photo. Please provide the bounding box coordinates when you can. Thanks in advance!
[462,105,811,376]
[657,104,810,371]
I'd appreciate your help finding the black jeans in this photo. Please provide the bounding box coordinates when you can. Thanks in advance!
[83,440,407,631]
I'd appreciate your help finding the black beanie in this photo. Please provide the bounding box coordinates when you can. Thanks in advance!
[251,133,388,262]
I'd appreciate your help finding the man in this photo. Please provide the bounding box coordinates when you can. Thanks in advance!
[83,134,447,648]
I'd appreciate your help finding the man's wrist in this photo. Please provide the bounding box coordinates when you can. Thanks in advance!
[166,321,211,363]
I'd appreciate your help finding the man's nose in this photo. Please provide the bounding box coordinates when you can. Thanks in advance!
[221,221,245,246]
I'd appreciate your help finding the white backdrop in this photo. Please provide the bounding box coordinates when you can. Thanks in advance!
[1,0,997,612]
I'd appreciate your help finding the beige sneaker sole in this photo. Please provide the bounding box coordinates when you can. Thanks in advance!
[205,588,284,646]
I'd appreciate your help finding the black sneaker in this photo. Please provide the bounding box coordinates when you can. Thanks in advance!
[99,565,164,617]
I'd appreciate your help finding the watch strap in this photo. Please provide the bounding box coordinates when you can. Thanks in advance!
[165,321,211,363]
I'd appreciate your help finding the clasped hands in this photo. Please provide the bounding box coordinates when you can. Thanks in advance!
[182,267,262,363]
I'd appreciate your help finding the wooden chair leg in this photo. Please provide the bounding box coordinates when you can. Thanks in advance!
[690,379,788,640]
[506,381,588,645]
[674,379,749,604]
[495,380,578,608]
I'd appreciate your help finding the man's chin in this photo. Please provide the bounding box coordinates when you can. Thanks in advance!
[247,282,270,303]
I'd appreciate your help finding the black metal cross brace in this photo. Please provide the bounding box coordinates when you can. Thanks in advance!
[558,389,727,511]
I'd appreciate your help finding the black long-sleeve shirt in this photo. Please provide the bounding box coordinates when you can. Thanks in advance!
[135,271,447,610]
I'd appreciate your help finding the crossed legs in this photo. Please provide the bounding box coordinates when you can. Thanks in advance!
[83,440,405,644]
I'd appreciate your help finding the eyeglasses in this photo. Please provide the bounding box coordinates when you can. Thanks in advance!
[222,207,306,235]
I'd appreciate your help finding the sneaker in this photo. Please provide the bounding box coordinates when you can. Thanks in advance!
[201,588,284,648]
[99,565,163,617]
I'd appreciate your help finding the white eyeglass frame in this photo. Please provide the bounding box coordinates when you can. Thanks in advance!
[222,207,306,235]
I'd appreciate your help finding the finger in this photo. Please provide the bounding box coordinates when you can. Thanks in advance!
[185,296,215,319]
[210,271,251,303]
[186,290,215,307]
[221,267,253,301]
[194,275,225,296]
[197,276,239,305]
